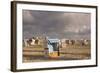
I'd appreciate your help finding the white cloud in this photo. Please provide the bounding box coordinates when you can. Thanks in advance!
[23,10,35,23]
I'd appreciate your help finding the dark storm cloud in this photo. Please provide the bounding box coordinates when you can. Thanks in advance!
[23,10,91,39]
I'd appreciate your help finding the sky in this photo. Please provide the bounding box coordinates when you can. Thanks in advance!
[23,10,91,40]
